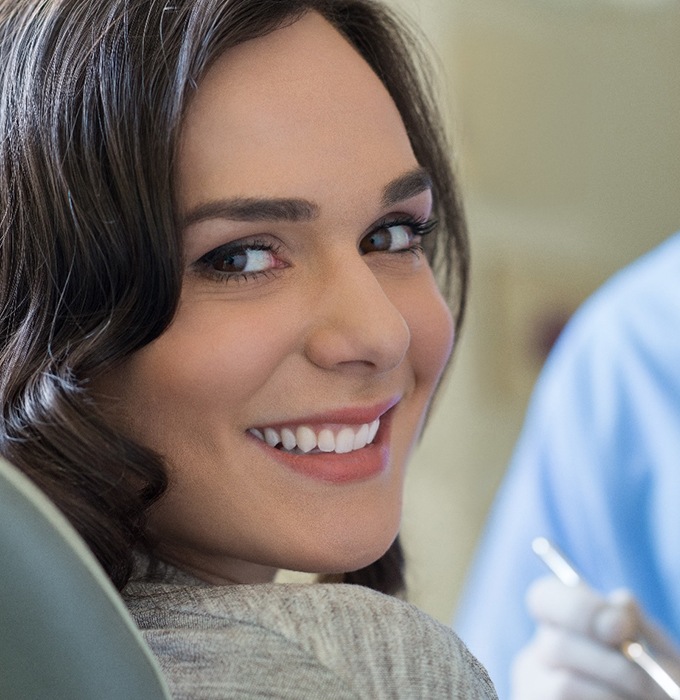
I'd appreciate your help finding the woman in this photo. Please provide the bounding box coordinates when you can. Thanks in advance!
[0,0,494,696]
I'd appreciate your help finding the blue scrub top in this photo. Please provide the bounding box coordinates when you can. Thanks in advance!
[454,232,680,700]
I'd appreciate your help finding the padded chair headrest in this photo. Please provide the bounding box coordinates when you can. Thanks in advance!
[0,456,170,699]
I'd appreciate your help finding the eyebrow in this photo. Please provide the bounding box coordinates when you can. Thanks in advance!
[181,167,432,228]
[381,167,432,207]
[181,197,319,228]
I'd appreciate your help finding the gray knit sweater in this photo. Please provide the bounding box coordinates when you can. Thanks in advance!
[123,568,497,699]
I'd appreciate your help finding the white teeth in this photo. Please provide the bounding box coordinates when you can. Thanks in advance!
[296,426,317,453]
[353,423,370,450]
[317,428,335,453]
[280,427,296,451]
[335,427,355,454]
[264,427,280,448]
[251,418,381,454]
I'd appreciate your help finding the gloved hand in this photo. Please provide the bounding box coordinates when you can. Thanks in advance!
[511,575,680,700]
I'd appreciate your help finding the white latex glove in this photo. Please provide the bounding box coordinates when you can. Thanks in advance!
[511,575,680,700]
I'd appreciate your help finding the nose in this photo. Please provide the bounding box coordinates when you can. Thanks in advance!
[303,256,411,374]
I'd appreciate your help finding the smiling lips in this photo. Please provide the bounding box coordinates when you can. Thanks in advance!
[249,419,380,455]
[246,399,398,483]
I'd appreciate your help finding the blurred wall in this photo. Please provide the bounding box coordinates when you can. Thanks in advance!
[385,0,680,622]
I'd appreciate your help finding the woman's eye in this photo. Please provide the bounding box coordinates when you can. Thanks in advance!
[199,244,279,274]
[359,224,415,254]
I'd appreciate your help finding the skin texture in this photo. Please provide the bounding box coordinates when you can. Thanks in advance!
[96,12,454,585]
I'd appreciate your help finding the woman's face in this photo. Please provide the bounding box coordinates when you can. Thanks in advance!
[100,12,454,584]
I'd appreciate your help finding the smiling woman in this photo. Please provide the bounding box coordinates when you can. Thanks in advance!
[0,0,493,697]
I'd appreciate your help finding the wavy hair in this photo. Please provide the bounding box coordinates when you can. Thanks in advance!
[0,0,467,594]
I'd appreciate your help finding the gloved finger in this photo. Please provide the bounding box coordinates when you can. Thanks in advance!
[607,589,680,686]
[526,576,607,637]
[526,576,638,644]
[530,624,671,700]
[597,589,641,646]
[512,636,631,700]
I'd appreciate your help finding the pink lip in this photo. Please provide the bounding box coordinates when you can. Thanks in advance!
[248,399,400,484]
[251,396,401,431]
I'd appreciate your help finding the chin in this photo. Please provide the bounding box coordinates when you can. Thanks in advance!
[293,533,398,577]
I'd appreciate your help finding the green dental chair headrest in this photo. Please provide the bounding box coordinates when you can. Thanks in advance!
[0,456,170,699]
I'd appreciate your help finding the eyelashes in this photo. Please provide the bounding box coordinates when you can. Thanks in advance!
[191,215,439,285]
[195,239,286,281]
[361,215,438,256]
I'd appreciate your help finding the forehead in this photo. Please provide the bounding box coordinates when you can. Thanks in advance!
[176,11,417,213]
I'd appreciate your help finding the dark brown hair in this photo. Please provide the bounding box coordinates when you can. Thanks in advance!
[0,0,467,594]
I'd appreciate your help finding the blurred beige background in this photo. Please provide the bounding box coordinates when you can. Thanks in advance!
[384,0,680,623]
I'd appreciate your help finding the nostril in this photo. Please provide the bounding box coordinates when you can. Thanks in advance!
[304,320,409,373]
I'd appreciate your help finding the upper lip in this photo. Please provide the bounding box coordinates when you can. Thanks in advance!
[250,396,401,429]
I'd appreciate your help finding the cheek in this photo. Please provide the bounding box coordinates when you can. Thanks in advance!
[402,276,455,388]
[115,300,300,437]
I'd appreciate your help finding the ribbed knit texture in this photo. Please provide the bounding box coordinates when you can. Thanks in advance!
[124,568,496,699]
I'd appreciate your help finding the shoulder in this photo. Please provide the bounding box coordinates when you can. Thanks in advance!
[528,233,680,422]
[124,580,497,699]
[551,233,680,368]
[495,233,680,506]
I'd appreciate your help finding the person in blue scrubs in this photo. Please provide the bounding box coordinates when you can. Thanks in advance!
[455,232,680,699]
